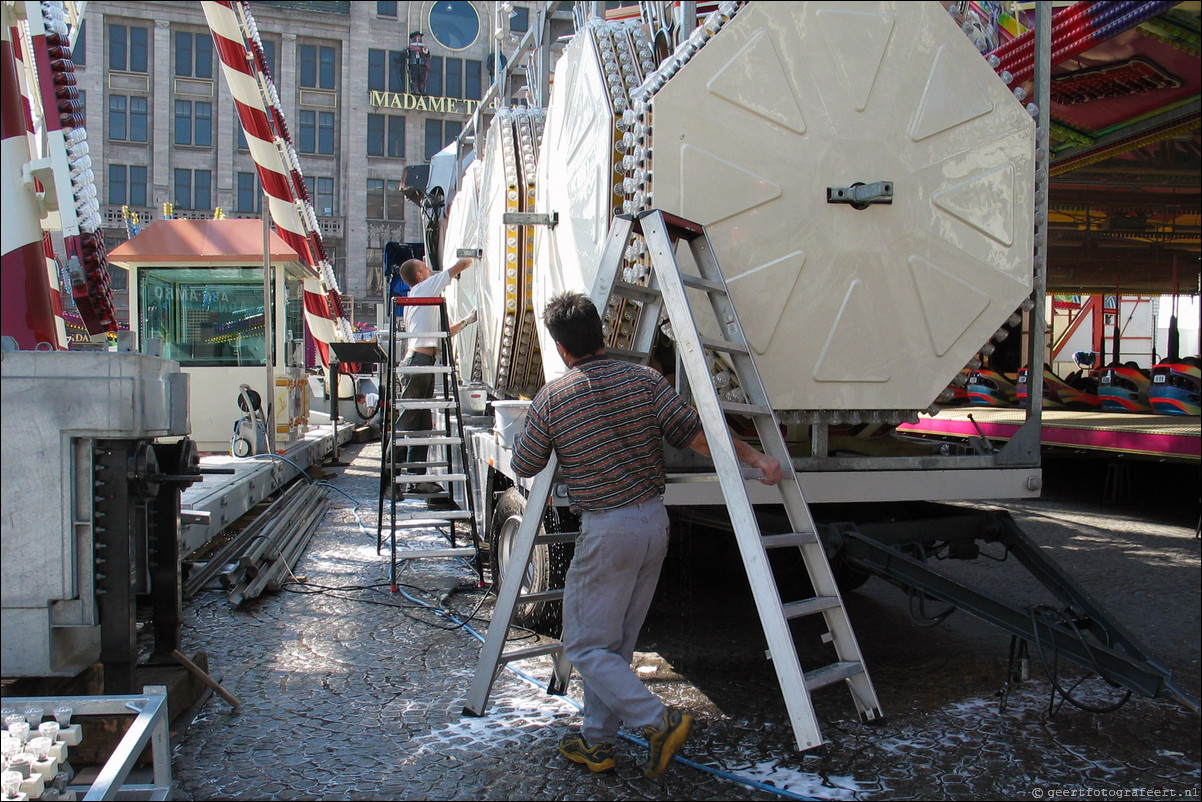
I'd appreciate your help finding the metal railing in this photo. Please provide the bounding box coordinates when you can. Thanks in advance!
[3,686,172,801]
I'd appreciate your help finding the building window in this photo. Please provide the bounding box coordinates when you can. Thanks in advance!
[425,119,461,160]
[428,1,480,50]
[109,95,148,142]
[369,48,419,93]
[305,176,335,216]
[174,168,211,210]
[299,43,336,90]
[108,95,126,140]
[366,178,405,221]
[377,1,397,17]
[175,31,213,79]
[109,24,148,73]
[368,114,405,158]
[427,56,443,97]
[440,58,483,100]
[298,110,335,155]
[319,111,334,153]
[258,38,277,79]
[108,164,147,207]
[237,172,260,213]
[174,100,212,146]
[465,59,481,100]
[511,7,529,33]
[299,111,314,153]
[369,49,386,91]
[234,104,248,149]
[74,20,86,65]
[387,115,405,158]
[445,58,462,100]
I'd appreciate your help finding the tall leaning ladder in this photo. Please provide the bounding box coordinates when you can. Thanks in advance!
[464,210,881,751]
[376,296,482,591]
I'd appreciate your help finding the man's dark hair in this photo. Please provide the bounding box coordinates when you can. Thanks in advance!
[399,259,424,287]
[544,292,604,359]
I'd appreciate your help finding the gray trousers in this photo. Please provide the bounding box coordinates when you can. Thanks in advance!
[562,496,670,745]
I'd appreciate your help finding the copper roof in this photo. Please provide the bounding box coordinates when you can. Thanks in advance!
[108,219,307,271]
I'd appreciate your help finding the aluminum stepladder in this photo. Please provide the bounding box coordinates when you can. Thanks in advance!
[464,210,881,751]
[376,295,482,591]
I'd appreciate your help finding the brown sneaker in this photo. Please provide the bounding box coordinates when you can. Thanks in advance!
[642,707,692,778]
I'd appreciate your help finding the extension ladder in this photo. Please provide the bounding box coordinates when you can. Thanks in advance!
[376,296,482,590]
[463,210,881,751]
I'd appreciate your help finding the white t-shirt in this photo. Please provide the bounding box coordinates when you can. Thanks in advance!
[404,269,454,351]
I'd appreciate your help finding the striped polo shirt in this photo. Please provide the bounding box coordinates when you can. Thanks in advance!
[511,356,701,511]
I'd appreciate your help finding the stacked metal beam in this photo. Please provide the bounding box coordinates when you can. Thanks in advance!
[183,481,329,606]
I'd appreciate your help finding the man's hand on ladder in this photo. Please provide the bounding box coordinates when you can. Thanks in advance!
[746,454,783,485]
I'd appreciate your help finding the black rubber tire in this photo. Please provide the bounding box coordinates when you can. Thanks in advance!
[833,556,873,593]
[488,488,573,635]
[354,392,379,421]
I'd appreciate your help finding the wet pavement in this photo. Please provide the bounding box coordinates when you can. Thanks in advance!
[171,443,1201,800]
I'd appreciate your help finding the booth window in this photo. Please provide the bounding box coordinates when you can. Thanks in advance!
[138,266,278,367]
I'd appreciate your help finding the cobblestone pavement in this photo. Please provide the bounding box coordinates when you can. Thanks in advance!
[171,443,1200,800]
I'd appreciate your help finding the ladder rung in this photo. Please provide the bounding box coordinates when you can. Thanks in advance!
[700,336,749,355]
[612,281,661,301]
[392,511,473,523]
[517,589,564,605]
[388,460,451,472]
[608,347,652,362]
[392,331,450,339]
[500,642,564,663]
[396,546,476,560]
[392,436,462,447]
[782,596,842,620]
[680,274,727,294]
[402,472,468,484]
[535,531,579,545]
[394,400,457,410]
[719,400,773,417]
[761,532,819,549]
[804,661,865,692]
[394,365,455,375]
[388,428,452,437]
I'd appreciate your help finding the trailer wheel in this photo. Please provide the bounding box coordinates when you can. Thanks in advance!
[489,488,573,636]
[834,558,873,593]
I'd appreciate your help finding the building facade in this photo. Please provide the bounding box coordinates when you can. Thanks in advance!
[79,0,531,325]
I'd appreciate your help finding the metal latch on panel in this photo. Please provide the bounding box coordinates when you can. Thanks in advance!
[501,212,559,228]
[826,181,893,210]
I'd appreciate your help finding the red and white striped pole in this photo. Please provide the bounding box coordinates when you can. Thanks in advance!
[202,0,349,368]
[1,4,62,349]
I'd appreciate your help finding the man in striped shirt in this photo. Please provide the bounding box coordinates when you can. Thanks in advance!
[512,292,781,777]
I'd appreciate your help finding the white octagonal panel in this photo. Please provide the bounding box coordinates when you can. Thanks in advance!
[444,158,483,376]
[532,30,616,384]
[650,1,1034,410]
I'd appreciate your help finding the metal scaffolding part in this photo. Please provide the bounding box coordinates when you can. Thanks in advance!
[182,480,329,606]
[5,687,173,801]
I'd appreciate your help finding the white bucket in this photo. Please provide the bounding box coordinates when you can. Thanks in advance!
[459,383,489,416]
[493,400,531,448]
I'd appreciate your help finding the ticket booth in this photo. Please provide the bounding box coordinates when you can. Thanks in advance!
[109,219,313,453]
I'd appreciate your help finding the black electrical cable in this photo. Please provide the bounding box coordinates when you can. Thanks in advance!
[1027,605,1132,716]
[904,543,957,627]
